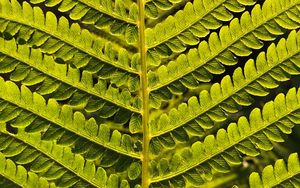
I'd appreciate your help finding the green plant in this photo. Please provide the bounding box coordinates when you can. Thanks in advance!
[0,0,300,187]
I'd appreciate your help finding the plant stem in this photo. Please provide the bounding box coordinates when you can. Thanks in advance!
[138,0,150,187]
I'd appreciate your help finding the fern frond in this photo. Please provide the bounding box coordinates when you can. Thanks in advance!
[0,151,53,187]
[0,38,141,119]
[0,0,140,81]
[249,153,300,188]
[1,0,299,186]
[149,30,300,150]
[149,0,300,108]
[28,0,139,44]
[145,0,256,66]
[150,87,300,187]
[0,127,141,187]
[0,77,140,160]
[0,131,98,187]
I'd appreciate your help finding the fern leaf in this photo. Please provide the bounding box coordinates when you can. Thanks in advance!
[145,0,177,14]
[0,150,53,187]
[150,87,300,187]
[0,131,95,187]
[149,0,300,108]
[0,38,141,121]
[0,77,140,160]
[249,153,300,188]
[0,0,140,82]
[0,128,140,187]
[28,0,139,44]
[145,0,189,19]
[145,0,256,66]
[1,0,300,187]
[150,30,300,150]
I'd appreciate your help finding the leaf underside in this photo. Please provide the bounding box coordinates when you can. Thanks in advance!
[0,0,300,187]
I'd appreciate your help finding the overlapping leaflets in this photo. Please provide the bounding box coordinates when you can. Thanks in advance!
[28,0,139,44]
[0,0,300,187]
[149,30,300,154]
[151,87,300,187]
[148,0,300,108]
[145,0,257,67]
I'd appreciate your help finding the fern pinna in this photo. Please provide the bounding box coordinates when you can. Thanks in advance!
[0,0,300,187]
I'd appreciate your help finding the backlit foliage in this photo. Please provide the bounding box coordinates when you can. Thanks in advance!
[0,0,300,187]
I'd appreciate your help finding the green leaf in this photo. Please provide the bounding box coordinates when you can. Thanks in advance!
[1,0,300,187]
[249,153,300,187]
[150,87,300,186]
[149,0,300,106]
[128,162,142,180]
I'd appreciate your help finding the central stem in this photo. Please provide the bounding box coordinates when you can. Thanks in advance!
[138,0,150,187]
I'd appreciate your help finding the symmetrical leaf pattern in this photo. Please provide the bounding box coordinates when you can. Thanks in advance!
[149,30,300,152]
[0,0,300,187]
[148,0,300,108]
[151,87,300,187]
